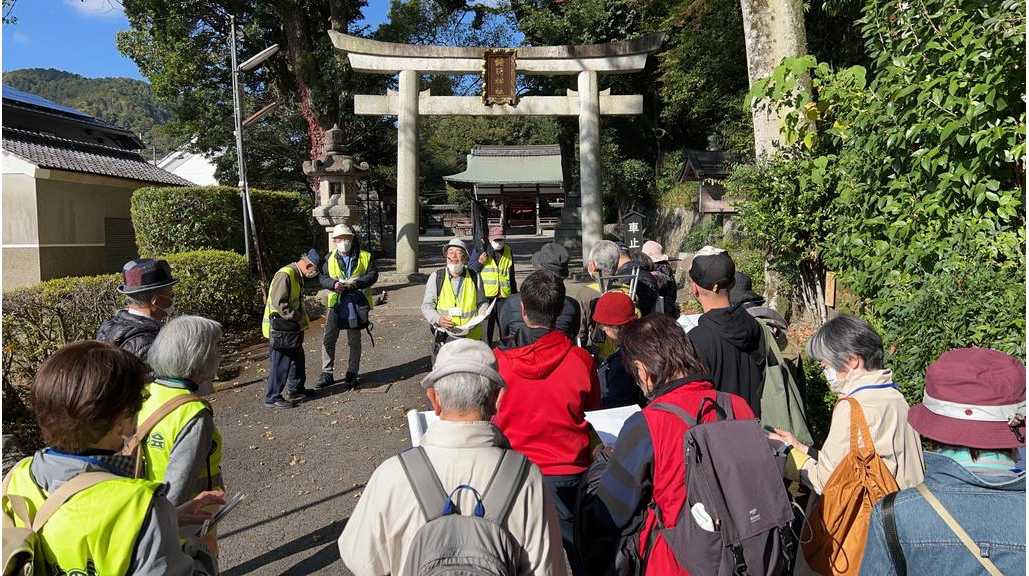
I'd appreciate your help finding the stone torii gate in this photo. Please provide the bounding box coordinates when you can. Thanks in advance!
[329,31,663,275]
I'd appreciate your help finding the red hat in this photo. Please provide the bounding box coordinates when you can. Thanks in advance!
[908,348,1026,449]
[593,292,636,326]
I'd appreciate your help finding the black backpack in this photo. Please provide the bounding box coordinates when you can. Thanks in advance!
[649,393,795,575]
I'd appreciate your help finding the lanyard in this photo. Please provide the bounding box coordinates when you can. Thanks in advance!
[846,383,898,396]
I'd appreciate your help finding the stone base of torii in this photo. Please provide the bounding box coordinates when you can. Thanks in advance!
[328,32,664,275]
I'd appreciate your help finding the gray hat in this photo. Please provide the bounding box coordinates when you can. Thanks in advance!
[531,243,570,279]
[421,339,505,389]
[442,238,468,255]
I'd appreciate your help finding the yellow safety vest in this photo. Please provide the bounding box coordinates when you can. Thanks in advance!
[3,457,159,576]
[436,270,483,341]
[326,248,374,309]
[262,264,310,338]
[480,245,514,298]
[136,380,224,494]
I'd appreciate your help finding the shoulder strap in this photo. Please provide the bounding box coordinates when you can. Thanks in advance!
[2,468,32,527]
[398,447,449,522]
[121,394,208,457]
[715,392,735,420]
[842,396,875,455]
[31,471,120,532]
[481,450,531,525]
[882,491,907,576]
[649,402,697,427]
[435,269,446,299]
[915,483,1003,576]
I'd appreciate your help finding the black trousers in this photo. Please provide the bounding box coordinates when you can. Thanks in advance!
[266,346,306,403]
[544,473,586,576]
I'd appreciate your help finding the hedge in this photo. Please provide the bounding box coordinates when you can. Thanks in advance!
[2,250,260,390]
[131,186,315,269]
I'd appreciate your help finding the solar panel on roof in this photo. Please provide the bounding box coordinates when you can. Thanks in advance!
[2,86,91,118]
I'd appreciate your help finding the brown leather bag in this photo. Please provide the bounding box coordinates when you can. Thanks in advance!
[120,394,208,479]
[802,397,900,575]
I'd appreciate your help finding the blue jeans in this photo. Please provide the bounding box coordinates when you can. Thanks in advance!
[266,346,305,403]
[544,473,585,576]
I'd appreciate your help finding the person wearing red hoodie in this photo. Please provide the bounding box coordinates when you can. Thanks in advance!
[578,314,756,575]
[494,269,601,575]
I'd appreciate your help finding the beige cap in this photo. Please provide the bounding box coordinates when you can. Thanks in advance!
[442,238,468,255]
[421,339,505,389]
[331,223,355,238]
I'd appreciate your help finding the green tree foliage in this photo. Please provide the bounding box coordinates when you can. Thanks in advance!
[132,186,315,270]
[730,0,1025,394]
[3,68,176,160]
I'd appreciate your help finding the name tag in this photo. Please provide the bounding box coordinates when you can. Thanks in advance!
[449,307,463,317]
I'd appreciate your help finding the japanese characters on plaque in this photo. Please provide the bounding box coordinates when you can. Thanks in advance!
[482,49,517,106]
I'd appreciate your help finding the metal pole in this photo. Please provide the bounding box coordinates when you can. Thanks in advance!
[229,15,251,272]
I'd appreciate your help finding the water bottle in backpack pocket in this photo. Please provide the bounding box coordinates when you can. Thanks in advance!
[649,394,797,576]
[335,290,371,330]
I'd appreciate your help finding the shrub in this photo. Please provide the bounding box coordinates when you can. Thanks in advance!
[132,186,315,269]
[2,250,259,391]
[162,250,261,328]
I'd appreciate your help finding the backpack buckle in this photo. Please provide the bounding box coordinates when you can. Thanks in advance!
[732,545,747,575]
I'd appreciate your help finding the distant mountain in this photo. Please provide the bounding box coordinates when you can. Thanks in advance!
[3,68,176,159]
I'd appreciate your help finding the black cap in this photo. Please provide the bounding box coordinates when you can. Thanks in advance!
[531,243,570,279]
[689,246,736,292]
[729,272,763,305]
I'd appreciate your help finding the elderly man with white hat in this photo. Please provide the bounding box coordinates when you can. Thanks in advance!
[338,339,567,575]
[421,238,488,362]
[316,223,378,390]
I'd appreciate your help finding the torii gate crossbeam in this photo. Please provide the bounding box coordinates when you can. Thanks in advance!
[330,32,664,275]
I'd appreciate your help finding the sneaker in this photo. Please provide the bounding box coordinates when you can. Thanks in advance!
[283,389,308,402]
[314,372,335,390]
[264,399,295,409]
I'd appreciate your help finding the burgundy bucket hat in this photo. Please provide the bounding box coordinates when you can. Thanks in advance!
[908,347,1026,449]
[118,258,178,295]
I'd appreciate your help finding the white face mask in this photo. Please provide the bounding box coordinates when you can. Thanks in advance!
[447,262,465,276]
[823,367,840,389]
[490,240,503,251]
[338,239,353,253]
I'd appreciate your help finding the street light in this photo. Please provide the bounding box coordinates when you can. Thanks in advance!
[229,15,278,286]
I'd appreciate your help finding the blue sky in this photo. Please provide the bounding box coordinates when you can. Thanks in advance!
[2,0,393,80]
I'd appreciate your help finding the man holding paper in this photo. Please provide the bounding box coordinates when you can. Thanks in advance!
[421,238,489,361]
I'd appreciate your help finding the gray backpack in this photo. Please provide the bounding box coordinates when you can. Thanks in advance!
[399,446,531,576]
[649,393,795,576]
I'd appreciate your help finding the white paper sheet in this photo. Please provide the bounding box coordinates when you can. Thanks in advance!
[584,404,642,446]
[408,404,643,448]
[434,298,497,337]
[677,313,702,333]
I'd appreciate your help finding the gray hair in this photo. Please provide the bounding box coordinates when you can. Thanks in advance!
[433,372,502,418]
[148,315,223,382]
[588,240,620,276]
[806,315,884,371]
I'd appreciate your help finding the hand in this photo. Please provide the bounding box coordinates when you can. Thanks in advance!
[195,531,219,557]
[478,253,487,265]
[768,428,809,454]
[177,490,225,526]
[438,316,455,329]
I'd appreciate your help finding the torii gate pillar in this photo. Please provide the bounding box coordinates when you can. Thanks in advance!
[332,32,664,274]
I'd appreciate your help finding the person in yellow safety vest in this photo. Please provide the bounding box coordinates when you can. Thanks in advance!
[262,248,320,409]
[421,238,488,362]
[2,341,222,575]
[469,226,517,345]
[316,223,378,390]
[136,316,225,512]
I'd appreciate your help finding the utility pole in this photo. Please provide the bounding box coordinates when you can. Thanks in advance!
[229,15,253,273]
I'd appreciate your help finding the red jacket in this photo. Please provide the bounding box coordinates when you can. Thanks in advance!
[493,330,601,475]
[640,379,756,575]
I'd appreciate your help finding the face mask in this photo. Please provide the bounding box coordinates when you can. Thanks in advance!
[153,296,175,318]
[490,240,503,251]
[447,262,465,276]
[339,240,353,253]
[823,367,839,388]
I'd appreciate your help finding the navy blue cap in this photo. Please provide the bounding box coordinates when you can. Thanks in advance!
[303,248,322,268]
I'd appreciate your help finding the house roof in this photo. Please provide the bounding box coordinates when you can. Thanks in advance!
[444,144,563,185]
[3,127,193,186]
[681,148,729,180]
[3,86,142,145]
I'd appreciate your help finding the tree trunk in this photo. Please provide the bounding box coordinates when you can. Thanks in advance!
[739,0,808,158]
[278,6,327,195]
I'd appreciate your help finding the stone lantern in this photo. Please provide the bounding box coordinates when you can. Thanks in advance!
[304,124,370,246]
